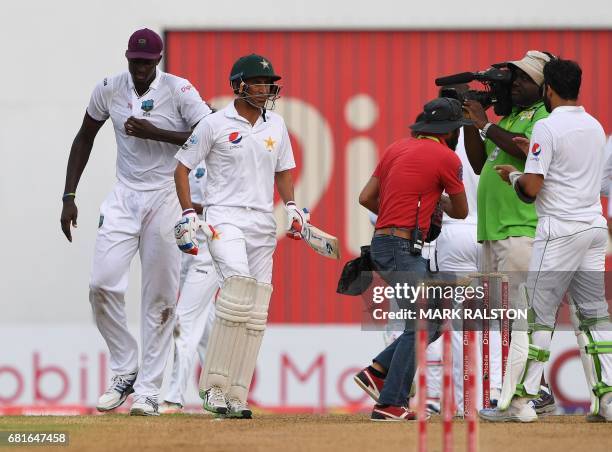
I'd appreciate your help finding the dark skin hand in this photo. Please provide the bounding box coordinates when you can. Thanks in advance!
[494,137,544,198]
[61,112,106,241]
[124,116,193,145]
[462,67,542,174]
[192,202,203,215]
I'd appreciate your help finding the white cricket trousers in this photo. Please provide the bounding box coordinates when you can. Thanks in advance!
[204,206,277,283]
[89,182,181,398]
[164,245,217,405]
[522,215,612,394]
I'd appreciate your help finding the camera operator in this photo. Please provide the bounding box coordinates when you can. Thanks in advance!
[462,50,556,414]
[354,97,469,421]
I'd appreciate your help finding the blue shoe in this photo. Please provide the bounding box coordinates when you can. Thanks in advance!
[528,387,556,415]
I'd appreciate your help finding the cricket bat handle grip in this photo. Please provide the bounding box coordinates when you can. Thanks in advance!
[286,220,302,240]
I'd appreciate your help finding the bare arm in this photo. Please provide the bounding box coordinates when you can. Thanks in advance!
[274,170,295,204]
[174,163,193,210]
[494,164,544,201]
[485,125,529,160]
[359,177,380,215]
[125,116,195,146]
[463,100,527,162]
[518,173,544,197]
[440,192,468,219]
[192,202,203,215]
[60,112,106,242]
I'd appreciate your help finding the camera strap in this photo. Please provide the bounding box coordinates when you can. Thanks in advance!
[409,195,424,256]
[416,135,441,143]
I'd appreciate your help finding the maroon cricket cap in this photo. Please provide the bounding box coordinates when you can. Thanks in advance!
[125,28,163,60]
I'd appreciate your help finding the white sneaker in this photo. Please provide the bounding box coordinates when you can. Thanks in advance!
[96,372,137,412]
[227,398,252,419]
[202,386,228,415]
[478,397,537,423]
[159,401,184,414]
[130,395,160,416]
[599,393,612,421]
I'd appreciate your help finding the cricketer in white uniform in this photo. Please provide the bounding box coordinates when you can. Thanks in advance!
[481,58,612,422]
[173,54,302,418]
[60,28,212,416]
[160,165,217,413]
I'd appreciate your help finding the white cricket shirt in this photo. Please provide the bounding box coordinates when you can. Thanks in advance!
[87,70,211,191]
[175,101,296,213]
[443,129,479,225]
[525,105,606,220]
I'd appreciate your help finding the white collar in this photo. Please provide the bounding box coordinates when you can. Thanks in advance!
[551,105,584,114]
[224,100,263,126]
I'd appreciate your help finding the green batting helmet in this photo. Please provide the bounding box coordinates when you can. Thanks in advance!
[229,54,281,82]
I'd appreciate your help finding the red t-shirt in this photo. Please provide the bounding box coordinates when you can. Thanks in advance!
[373,137,465,234]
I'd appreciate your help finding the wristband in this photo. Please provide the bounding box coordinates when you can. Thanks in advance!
[509,171,535,204]
[508,171,523,188]
[480,122,493,139]
[286,201,296,207]
[62,192,76,201]
[182,208,196,215]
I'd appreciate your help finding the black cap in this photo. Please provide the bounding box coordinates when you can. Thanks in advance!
[410,98,472,134]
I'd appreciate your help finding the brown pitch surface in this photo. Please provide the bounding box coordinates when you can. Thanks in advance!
[0,414,610,452]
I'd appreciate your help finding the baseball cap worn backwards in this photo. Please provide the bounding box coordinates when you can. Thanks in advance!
[410,98,472,134]
[125,28,163,60]
[507,50,552,86]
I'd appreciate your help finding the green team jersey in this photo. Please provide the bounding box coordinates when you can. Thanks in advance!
[477,101,549,241]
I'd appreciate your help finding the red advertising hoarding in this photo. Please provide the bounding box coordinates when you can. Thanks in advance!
[166,30,612,324]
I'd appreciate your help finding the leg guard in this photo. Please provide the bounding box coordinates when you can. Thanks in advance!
[499,285,551,409]
[498,328,551,410]
[198,276,256,394]
[569,299,601,415]
[498,330,529,410]
[518,330,552,397]
[227,282,273,402]
[569,296,612,415]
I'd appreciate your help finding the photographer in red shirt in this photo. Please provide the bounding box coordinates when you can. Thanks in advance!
[355,97,469,421]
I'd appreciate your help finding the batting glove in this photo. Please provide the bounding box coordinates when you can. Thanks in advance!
[174,209,201,255]
[285,202,310,240]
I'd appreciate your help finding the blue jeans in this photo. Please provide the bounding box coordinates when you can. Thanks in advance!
[370,234,442,406]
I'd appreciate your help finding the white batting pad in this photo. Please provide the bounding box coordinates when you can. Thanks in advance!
[199,275,256,392]
[569,300,600,415]
[499,330,529,410]
[228,282,273,402]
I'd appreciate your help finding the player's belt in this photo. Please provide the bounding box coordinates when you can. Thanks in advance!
[374,227,415,240]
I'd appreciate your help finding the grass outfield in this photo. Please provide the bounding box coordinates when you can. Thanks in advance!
[1,414,611,452]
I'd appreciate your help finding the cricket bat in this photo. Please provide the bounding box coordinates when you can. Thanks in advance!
[290,211,340,259]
